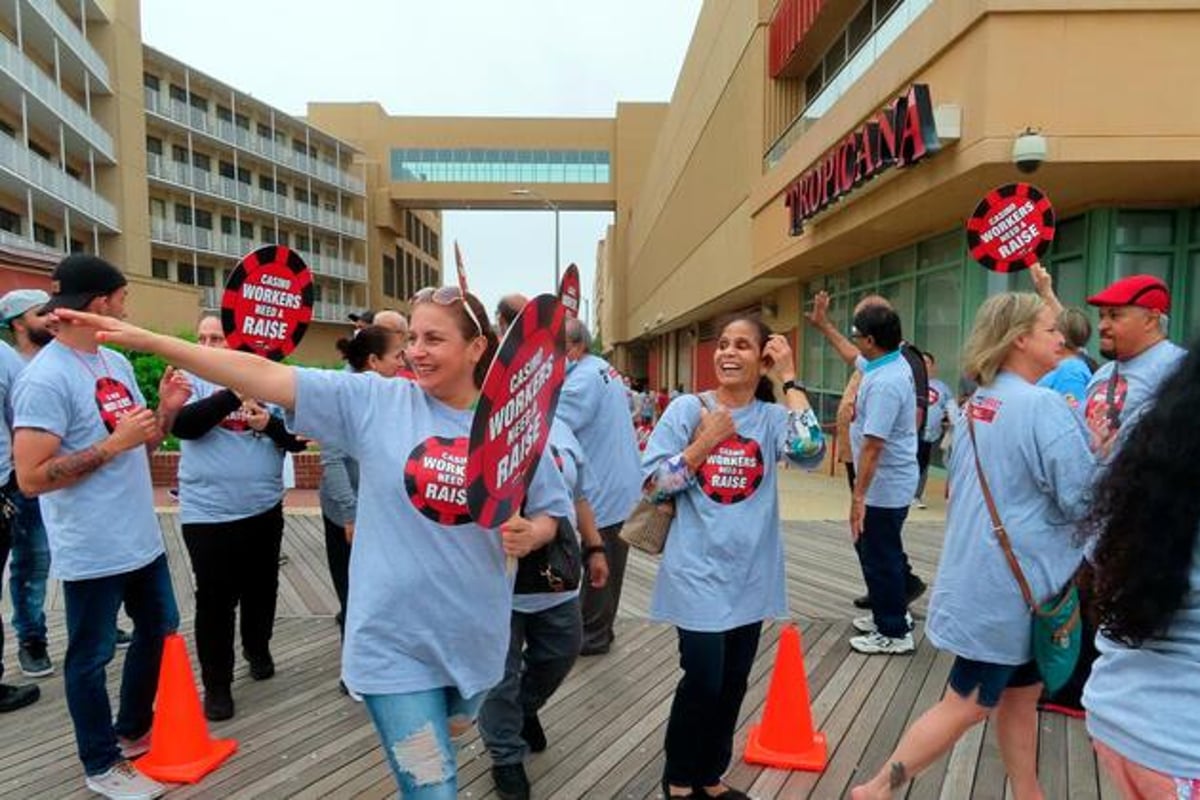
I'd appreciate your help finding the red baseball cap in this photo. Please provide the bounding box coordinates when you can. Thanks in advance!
[1086,275,1170,313]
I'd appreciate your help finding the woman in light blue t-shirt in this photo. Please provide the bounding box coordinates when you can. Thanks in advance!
[853,293,1094,800]
[58,288,572,800]
[642,315,824,800]
[1084,342,1200,795]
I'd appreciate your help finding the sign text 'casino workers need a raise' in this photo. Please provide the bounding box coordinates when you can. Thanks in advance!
[220,245,315,361]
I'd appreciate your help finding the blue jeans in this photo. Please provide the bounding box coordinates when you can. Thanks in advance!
[8,490,50,645]
[62,554,179,776]
[363,687,485,799]
[854,505,911,638]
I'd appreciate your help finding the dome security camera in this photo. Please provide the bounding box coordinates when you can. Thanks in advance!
[1012,129,1047,174]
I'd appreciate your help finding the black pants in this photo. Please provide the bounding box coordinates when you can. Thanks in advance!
[854,505,911,637]
[915,440,934,499]
[182,503,284,689]
[579,522,629,651]
[663,622,762,789]
[322,515,351,636]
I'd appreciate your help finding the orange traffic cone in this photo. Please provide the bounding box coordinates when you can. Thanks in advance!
[743,623,827,771]
[135,633,237,783]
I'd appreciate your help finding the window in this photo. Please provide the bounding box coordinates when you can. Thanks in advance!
[194,209,213,230]
[275,181,287,198]
[66,165,81,180]
[0,119,13,138]
[172,145,188,164]
[169,84,187,103]
[292,138,307,154]
[430,231,439,259]
[220,215,235,235]
[383,255,396,297]
[32,223,55,248]
[192,152,210,172]
[189,94,208,113]
[240,220,253,239]
[1113,210,1175,284]
[177,263,195,285]
[143,73,160,92]
[0,207,20,234]
[295,187,309,205]
[219,160,235,180]
[146,136,163,156]
[237,166,250,185]
[235,112,250,131]
[151,258,169,280]
[296,234,310,252]
[174,204,192,225]
[149,198,166,219]
[259,175,275,193]
[257,123,272,139]
[28,140,50,160]
[217,105,232,123]
[197,266,216,287]
[70,238,84,253]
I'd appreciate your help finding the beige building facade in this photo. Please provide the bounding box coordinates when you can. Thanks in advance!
[600,0,1200,415]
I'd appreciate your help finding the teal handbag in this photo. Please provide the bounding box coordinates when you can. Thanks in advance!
[967,410,1082,693]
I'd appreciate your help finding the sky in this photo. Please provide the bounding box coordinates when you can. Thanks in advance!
[140,0,704,328]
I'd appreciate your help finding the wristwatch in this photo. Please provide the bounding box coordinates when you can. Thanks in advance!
[782,379,807,395]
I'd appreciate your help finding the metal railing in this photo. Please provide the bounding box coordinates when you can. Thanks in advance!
[313,300,353,323]
[146,152,366,238]
[25,0,111,90]
[144,89,365,195]
[0,36,114,160]
[0,133,118,228]
[0,226,62,257]
[148,216,367,283]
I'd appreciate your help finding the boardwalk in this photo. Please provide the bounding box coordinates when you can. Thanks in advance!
[0,514,1115,798]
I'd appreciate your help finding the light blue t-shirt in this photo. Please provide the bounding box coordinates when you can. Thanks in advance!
[922,378,955,443]
[1084,524,1200,778]
[0,340,27,485]
[926,373,1094,664]
[555,354,642,527]
[1037,353,1092,409]
[178,375,286,524]
[512,419,595,615]
[12,341,162,581]
[289,368,573,697]
[851,351,918,508]
[1084,339,1185,455]
[642,395,791,632]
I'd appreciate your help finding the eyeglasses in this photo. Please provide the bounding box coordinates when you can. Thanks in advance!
[411,286,483,336]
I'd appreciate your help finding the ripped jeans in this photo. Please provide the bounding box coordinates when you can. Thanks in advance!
[363,687,485,799]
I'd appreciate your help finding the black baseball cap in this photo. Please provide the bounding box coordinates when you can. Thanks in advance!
[40,254,127,314]
[348,309,375,324]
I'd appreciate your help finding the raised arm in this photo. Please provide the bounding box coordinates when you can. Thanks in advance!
[56,311,296,410]
[805,291,860,366]
[1029,261,1063,317]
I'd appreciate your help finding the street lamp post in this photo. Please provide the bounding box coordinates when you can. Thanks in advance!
[509,188,560,288]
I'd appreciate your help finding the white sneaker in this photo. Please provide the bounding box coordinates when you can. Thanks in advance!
[852,612,914,634]
[117,731,151,760]
[915,499,928,510]
[849,630,915,655]
[84,760,164,800]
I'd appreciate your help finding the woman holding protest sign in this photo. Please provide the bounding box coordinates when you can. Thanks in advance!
[1082,342,1200,798]
[642,315,824,800]
[320,324,409,696]
[55,286,572,800]
[851,293,1095,800]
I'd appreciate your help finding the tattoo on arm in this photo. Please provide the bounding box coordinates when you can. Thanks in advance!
[45,445,110,484]
[888,761,908,790]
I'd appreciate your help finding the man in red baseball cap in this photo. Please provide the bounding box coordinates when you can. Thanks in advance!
[1083,274,1185,456]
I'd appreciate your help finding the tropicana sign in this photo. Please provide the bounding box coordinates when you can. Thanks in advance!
[784,83,941,235]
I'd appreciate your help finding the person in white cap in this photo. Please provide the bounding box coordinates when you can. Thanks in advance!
[0,289,55,682]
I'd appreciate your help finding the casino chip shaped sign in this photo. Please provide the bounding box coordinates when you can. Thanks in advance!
[966,183,1056,273]
[221,245,314,360]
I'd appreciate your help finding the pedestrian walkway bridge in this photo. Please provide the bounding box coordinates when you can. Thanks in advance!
[0,514,1116,798]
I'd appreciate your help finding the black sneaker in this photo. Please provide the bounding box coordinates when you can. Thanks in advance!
[204,685,234,721]
[521,712,547,753]
[853,576,928,610]
[115,627,133,649]
[244,649,275,681]
[0,682,40,713]
[18,640,53,678]
[492,763,530,800]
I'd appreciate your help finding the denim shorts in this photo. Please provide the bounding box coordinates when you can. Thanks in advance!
[948,657,1041,708]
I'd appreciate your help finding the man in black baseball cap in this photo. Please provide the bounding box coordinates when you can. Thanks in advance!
[39,254,128,316]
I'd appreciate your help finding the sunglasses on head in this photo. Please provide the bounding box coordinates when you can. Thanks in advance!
[411,286,483,336]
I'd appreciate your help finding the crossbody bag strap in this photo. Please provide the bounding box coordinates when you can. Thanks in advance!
[966,400,1037,612]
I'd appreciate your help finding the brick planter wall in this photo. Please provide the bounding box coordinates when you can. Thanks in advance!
[150,450,323,489]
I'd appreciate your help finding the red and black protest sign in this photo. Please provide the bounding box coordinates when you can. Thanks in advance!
[558,263,581,319]
[698,435,765,504]
[405,436,473,526]
[94,377,136,433]
[221,245,314,360]
[465,294,567,529]
[966,183,1056,273]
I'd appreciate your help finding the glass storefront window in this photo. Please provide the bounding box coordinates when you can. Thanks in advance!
[850,260,877,287]
[917,231,959,270]
[1050,257,1087,309]
[880,247,915,279]
[1115,211,1173,247]
[1114,252,1171,282]
[1053,216,1086,255]
[916,268,963,383]
[389,148,613,183]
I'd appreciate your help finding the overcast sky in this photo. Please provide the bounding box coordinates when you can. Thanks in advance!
[141,0,702,330]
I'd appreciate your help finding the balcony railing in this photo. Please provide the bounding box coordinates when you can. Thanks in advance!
[0,35,114,160]
[0,133,118,229]
[765,0,933,169]
[0,226,62,258]
[313,301,353,323]
[144,89,365,195]
[25,0,111,90]
[146,153,366,238]
[149,217,367,283]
